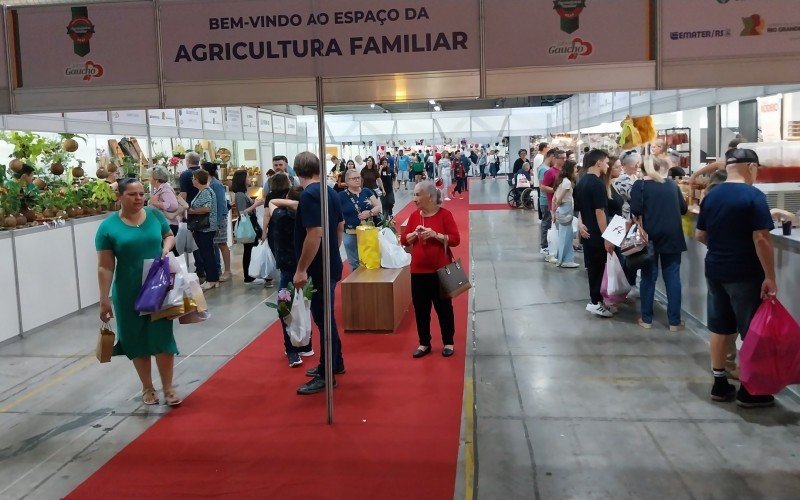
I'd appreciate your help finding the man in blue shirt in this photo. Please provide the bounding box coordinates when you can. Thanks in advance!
[292,152,346,395]
[396,150,410,190]
[696,148,777,408]
[179,152,203,205]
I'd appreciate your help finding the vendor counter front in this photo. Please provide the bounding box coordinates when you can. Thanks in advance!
[657,213,800,328]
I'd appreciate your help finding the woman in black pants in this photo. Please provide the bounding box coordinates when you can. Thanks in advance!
[232,170,264,286]
[400,181,461,358]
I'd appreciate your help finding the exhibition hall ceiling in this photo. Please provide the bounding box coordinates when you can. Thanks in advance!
[322,95,572,115]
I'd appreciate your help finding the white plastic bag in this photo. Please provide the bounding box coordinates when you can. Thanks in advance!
[547,227,559,258]
[606,252,632,297]
[378,228,411,268]
[174,222,198,255]
[249,241,277,278]
[286,290,312,347]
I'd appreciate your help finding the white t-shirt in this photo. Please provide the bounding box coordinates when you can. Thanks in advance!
[532,153,544,187]
[556,178,573,206]
[437,158,452,175]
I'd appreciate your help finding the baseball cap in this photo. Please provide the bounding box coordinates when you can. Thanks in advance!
[725,148,760,166]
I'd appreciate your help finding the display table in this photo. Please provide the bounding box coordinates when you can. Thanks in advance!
[341,266,411,332]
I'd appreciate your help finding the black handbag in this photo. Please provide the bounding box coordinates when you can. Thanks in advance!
[436,235,471,299]
[622,182,653,271]
[187,213,210,232]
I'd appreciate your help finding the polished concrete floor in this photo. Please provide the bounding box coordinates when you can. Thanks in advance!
[462,179,800,500]
[2,181,800,499]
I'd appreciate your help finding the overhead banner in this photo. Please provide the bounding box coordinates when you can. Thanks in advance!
[10,2,159,88]
[158,0,479,82]
[485,0,650,68]
[662,0,800,60]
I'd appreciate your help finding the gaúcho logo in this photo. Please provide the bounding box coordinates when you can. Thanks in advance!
[553,0,586,34]
[66,6,95,56]
[549,38,593,60]
[65,61,104,81]
[741,14,765,35]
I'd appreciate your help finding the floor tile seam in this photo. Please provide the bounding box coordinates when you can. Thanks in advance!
[642,424,699,500]
[0,356,94,406]
[473,299,589,313]
[488,257,540,500]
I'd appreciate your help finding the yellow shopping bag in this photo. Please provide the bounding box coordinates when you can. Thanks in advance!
[681,213,695,238]
[356,225,381,269]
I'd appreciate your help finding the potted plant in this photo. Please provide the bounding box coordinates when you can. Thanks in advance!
[0,131,48,172]
[90,180,116,212]
[121,156,138,178]
[42,148,74,176]
[20,185,40,222]
[59,133,86,153]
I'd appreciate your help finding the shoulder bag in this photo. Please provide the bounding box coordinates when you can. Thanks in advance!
[436,235,471,299]
[621,182,654,270]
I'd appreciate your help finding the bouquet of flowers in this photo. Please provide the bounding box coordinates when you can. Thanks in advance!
[266,278,315,325]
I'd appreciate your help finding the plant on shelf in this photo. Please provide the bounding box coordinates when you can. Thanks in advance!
[151,152,169,167]
[41,147,75,176]
[120,156,139,178]
[89,179,116,211]
[0,131,49,172]
[0,184,23,228]
[19,185,40,222]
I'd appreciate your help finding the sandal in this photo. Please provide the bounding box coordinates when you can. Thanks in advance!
[142,388,159,405]
[164,389,183,407]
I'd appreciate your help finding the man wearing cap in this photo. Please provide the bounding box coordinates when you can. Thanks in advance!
[695,149,777,408]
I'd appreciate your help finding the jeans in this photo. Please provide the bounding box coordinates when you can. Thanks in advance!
[583,244,607,305]
[540,210,552,250]
[639,252,682,326]
[441,170,451,195]
[194,230,219,282]
[479,164,486,179]
[556,221,575,265]
[706,279,762,338]
[411,273,455,346]
[279,270,312,354]
[309,276,344,377]
[381,193,395,218]
[343,232,359,270]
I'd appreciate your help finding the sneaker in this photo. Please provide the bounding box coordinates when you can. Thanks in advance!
[219,272,233,282]
[444,197,452,201]
[297,376,337,395]
[574,246,583,253]
[559,262,580,268]
[603,303,619,315]
[287,352,303,367]
[710,379,737,402]
[245,278,266,287]
[539,248,549,255]
[545,256,558,264]
[306,365,346,377]
[264,278,275,288]
[669,322,686,332]
[736,385,775,408]
[299,350,315,357]
[586,303,613,318]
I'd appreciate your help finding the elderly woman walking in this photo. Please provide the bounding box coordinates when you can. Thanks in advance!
[400,181,461,358]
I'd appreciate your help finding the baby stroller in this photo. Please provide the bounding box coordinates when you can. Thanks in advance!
[507,173,535,210]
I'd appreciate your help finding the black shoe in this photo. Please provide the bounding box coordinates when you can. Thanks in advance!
[297,376,337,395]
[305,365,346,377]
[710,379,736,402]
[442,347,454,357]
[412,346,432,358]
[736,385,775,408]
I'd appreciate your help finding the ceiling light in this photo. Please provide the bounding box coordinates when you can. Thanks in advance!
[429,99,436,105]
[434,105,441,112]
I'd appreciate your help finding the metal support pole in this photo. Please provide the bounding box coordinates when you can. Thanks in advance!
[315,76,334,425]
[478,0,486,99]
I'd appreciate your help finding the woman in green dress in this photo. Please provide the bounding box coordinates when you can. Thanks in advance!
[96,178,181,406]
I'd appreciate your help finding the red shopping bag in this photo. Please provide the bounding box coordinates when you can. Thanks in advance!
[740,298,800,395]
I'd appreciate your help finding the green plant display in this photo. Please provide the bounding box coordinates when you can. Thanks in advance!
[89,180,116,207]
[121,156,139,177]
[0,131,48,163]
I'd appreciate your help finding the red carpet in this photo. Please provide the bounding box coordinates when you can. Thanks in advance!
[68,192,472,499]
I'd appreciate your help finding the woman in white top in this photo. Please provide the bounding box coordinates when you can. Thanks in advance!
[553,159,579,268]
[437,152,453,201]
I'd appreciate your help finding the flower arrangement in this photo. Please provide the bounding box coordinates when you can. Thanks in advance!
[265,278,315,324]
[169,156,181,167]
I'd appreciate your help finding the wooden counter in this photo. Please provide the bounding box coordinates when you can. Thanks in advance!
[341,266,411,332]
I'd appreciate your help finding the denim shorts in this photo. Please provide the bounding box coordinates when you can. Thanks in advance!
[706,278,762,337]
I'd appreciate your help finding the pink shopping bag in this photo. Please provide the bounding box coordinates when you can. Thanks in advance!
[740,298,800,395]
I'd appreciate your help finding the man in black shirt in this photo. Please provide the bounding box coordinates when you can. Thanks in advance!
[293,152,346,395]
[575,149,615,318]
[510,149,527,186]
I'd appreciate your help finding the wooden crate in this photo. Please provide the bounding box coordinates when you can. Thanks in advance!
[341,266,411,332]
